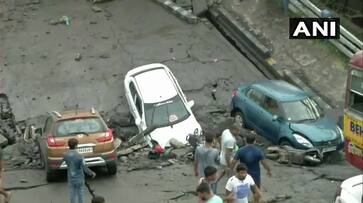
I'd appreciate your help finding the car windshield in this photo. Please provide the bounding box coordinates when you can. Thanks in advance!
[281,97,324,122]
[144,95,190,127]
[54,117,106,137]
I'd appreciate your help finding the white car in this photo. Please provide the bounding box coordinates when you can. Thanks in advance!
[335,174,363,203]
[124,63,202,147]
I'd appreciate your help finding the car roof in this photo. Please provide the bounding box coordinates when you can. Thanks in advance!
[251,80,308,102]
[50,109,101,121]
[129,64,178,103]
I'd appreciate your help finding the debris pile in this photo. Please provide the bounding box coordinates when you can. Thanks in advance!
[266,145,322,166]
[0,94,17,145]
[50,16,70,26]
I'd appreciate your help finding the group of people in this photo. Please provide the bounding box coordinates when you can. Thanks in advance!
[0,123,270,203]
[194,123,272,203]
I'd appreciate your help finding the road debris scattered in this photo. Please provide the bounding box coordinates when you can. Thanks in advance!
[264,194,292,203]
[0,94,17,144]
[92,6,102,13]
[90,0,113,4]
[50,16,70,26]
[74,53,82,61]
[117,143,148,156]
[267,146,322,166]
[99,53,110,59]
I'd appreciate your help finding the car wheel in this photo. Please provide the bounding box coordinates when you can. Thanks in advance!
[46,170,57,182]
[279,139,293,147]
[45,163,57,182]
[106,161,118,175]
[234,111,247,129]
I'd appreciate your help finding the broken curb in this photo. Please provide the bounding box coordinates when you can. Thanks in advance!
[153,0,198,24]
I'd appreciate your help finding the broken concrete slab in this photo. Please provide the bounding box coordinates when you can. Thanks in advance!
[0,133,8,147]
[0,119,16,143]
[192,0,208,16]
[127,160,174,172]
[2,144,15,160]
[169,138,185,149]
[175,0,192,9]
[153,0,198,24]
[267,145,322,166]
[92,6,102,12]
[117,143,148,156]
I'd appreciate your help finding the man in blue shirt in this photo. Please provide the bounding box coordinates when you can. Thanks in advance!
[63,138,96,203]
[230,134,271,188]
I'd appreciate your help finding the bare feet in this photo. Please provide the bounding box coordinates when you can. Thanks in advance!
[5,191,11,203]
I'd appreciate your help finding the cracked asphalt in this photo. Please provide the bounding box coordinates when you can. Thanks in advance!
[0,0,362,202]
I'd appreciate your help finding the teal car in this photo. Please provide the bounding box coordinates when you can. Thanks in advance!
[231,80,344,153]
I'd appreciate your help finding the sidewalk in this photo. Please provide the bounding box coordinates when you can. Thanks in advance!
[222,0,349,110]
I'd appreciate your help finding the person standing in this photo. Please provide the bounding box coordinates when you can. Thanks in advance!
[197,182,223,203]
[0,147,11,203]
[194,132,220,193]
[230,134,271,188]
[63,138,96,203]
[219,124,240,179]
[225,163,262,203]
[198,166,219,194]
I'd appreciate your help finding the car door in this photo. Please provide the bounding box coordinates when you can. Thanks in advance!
[127,81,144,131]
[38,116,53,158]
[259,96,282,142]
[244,88,266,133]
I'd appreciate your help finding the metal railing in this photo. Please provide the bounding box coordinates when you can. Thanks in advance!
[289,0,362,58]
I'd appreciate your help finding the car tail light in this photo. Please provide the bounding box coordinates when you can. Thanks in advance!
[47,134,66,147]
[232,90,238,97]
[97,129,114,143]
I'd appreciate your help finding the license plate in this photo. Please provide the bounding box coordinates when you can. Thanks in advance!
[77,147,93,154]
[322,146,336,153]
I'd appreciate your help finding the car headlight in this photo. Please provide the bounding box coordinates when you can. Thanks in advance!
[336,126,344,142]
[293,133,314,148]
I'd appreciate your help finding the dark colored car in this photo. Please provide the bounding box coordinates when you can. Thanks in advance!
[231,80,344,153]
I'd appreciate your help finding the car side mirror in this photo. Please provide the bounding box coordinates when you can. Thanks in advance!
[187,100,195,108]
[135,117,142,126]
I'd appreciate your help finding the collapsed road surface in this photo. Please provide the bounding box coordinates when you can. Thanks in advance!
[0,0,361,203]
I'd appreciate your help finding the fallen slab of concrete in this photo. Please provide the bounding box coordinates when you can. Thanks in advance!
[153,0,198,24]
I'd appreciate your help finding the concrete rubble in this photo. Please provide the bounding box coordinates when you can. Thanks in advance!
[266,145,322,166]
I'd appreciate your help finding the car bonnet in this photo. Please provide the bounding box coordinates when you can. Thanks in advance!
[148,115,201,148]
[289,116,340,143]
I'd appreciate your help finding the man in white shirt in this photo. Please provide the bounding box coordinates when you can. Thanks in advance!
[219,123,240,179]
[225,163,262,203]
